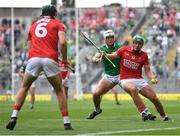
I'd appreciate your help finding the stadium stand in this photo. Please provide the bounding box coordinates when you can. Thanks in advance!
[0,1,179,101]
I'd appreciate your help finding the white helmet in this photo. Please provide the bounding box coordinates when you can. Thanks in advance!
[103,29,115,39]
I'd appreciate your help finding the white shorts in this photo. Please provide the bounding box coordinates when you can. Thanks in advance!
[26,57,59,77]
[62,79,70,88]
[120,78,148,91]
[102,74,120,85]
[31,81,37,88]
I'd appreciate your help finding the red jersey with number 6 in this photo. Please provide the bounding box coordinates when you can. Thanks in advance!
[116,46,149,79]
[28,17,66,62]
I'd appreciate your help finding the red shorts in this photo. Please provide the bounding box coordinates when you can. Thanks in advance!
[60,71,68,80]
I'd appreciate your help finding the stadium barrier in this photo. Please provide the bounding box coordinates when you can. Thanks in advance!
[82,94,180,101]
[1,94,180,102]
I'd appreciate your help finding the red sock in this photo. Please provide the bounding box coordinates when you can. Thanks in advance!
[13,104,21,111]
[160,112,165,117]
[138,106,146,113]
[61,112,70,124]
[11,104,21,118]
[61,111,68,117]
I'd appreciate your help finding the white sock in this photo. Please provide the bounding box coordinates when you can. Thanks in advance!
[95,108,101,113]
[144,108,151,115]
[162,115,167,119]
[11,110,19,118]
[63,116,70,124]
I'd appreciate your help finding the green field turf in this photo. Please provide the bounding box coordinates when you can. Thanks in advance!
[0,99,180,135]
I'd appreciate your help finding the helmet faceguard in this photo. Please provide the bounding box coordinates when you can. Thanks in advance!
[41,5,57,18]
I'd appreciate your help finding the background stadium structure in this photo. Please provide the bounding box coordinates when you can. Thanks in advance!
[0,0,180,135]
[0,0,179,101]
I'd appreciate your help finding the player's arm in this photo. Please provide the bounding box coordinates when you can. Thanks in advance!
[18,70,24,78]
[58,31,68,63]
[105,52,119,59]
[144,63,158,84]
[103,47,122,59]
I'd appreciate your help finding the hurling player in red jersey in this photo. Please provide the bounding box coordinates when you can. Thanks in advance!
[106,35,170,121]
[6,5,73,130]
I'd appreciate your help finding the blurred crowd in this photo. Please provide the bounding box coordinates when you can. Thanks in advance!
[0,18,24,93]
[0,1,180,93]
[138,1,180,88]
[79,7,137,45]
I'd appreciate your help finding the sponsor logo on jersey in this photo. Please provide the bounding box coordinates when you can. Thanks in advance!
[123,59,139,69]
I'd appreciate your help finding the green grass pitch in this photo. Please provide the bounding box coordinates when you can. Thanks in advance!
[0,99,180,135]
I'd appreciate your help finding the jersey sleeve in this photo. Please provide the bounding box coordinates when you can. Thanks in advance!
[58,21,66,32]
[116,46,124,57]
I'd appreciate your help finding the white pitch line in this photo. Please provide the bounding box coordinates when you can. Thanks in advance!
[38,118,131,122]
[77,127,180,135]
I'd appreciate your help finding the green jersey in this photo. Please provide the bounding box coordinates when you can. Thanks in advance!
[100,42,122,76]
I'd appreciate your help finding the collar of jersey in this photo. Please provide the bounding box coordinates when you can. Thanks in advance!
[131,46,142,53]
[105,43,115,49]
[43,16,51,18]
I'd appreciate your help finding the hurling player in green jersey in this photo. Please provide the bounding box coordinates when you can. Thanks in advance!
[87,29,122,119]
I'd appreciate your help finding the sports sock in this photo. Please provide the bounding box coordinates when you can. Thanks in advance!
[160,113,166,118]
[11,104,21,118]
[61,111,70,124]
[161,115,167,119]
[144,108,151,115]
[95,107,101,113]
[138,105,146,114]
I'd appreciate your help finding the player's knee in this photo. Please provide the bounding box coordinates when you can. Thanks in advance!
[93,92,101,98]
[54,86,64,93]
[21,85,30,92]
[151,95,160,103]
[123,83,136,93]
[127,86,137,94]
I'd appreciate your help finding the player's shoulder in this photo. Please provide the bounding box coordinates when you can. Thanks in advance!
[120,45,130,51]
[54,19,66,30]
[140,50,148,55]
[50,18,63,25]
[52,18,62,23]
[100,44,107,50]
[140,50,148,58]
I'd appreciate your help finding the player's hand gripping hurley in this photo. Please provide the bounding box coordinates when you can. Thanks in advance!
[81,32,116,68]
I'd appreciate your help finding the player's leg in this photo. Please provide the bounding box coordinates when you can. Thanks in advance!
[87,78,115,119]
[29,83,36,109]
[63,86,68,99]
[112,86,120,105]
[121,81,150,121]
[47,75,72,129]
[44,58,72,130]
[6,72,37,130]
[140,85,170,121]
[62,80,69,99]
